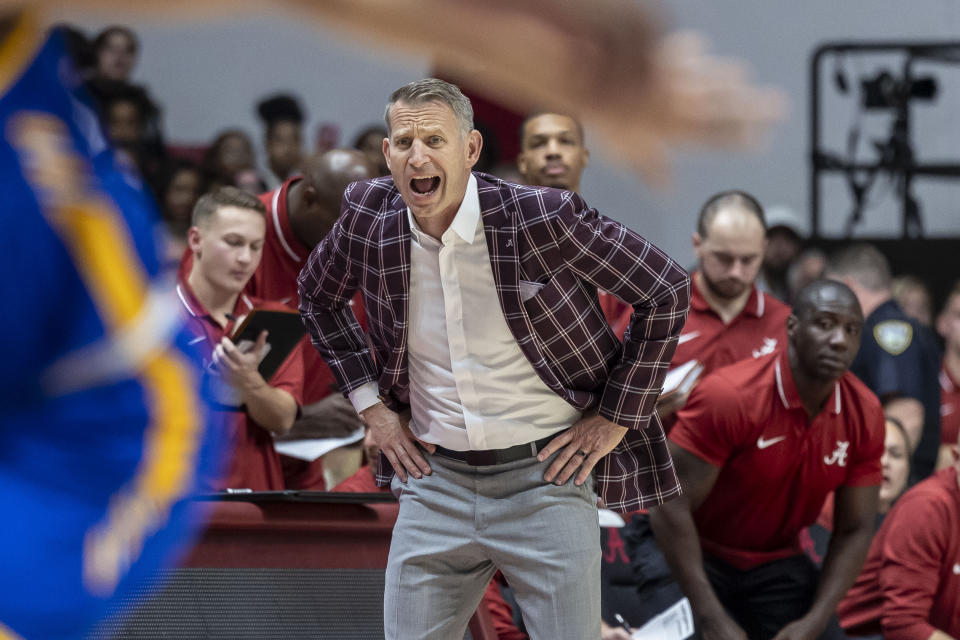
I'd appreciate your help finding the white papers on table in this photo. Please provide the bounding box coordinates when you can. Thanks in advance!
[598,509,626,528]
[273,427,365,461]
[662,360,704,396]
[632,598,694,640]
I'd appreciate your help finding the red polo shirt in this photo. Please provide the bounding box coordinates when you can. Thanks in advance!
[604,277,789,369]
[670,276,791,374]
[175,279,304,491]
[838,467,960,639]
[178,177,366,405]
[670,350,884,570]
[940,363,960,446]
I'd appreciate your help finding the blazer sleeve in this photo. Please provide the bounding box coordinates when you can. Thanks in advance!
[297,184,378,395]
[546,190,690,430]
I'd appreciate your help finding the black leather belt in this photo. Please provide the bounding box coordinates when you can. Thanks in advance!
[432,434,557,466]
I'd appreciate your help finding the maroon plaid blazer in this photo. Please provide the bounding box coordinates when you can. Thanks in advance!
[298,172,689,511]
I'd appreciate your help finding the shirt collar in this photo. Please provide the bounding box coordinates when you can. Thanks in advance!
[774,351,842,416]
[407,174,480,246]
[176,278,254,323]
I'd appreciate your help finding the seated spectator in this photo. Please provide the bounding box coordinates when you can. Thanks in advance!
[256,93,306,189]
[757,204,806,303]
[804,416,912,565]
[92,25,138,83]
[837,429,960,639]
[351,124,389,177]
[786,247,826,305]
[153,159,205,263]
[176,187,303,490]
[892,275,934,328]
[56,23,96,79]
[202,128,263,194]
[938,281,960,471]
[86,79,166,182]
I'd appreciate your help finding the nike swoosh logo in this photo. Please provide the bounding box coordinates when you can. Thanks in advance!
[678,331,701,345]
[188,336,206,345]
[757,435,787,449]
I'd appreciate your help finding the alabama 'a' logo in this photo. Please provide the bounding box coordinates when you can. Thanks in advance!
[824,441,850,467]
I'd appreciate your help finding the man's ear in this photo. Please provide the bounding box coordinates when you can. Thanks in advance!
[786,313,798,339]
[466,129,483,168]
[692,232,702,252]
[302,184,318,206]
[187,226,203,258]
[582,147,591,168]
[516,152,528,179]
[381,137,392,173]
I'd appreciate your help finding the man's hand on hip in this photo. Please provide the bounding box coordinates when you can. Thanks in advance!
[360,402,435,482]
[538,414,628,486]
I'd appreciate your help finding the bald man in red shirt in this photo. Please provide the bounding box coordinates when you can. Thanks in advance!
[649,280,884,640]
[838,429,960,640]
[637,191,790,426]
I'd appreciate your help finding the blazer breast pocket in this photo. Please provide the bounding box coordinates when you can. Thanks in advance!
[520,270,620,390]
[519,279,545,302]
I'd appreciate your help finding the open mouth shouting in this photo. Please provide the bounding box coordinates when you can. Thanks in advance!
[410,175,440,199]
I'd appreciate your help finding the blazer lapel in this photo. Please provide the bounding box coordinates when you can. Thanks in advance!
[379,195,411,399]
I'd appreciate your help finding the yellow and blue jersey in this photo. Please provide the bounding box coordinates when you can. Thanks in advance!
[0,14,222,639]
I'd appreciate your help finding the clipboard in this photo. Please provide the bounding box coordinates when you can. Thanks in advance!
[230,309,306,381]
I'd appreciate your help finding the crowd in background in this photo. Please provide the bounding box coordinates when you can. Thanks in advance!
[62,21,960,640]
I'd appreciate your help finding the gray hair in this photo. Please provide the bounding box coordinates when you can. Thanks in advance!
[384,78,474,137]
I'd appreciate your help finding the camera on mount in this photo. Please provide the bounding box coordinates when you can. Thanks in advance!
[860,69,937,109]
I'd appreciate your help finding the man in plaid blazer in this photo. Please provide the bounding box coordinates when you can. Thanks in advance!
[299,79,689,639]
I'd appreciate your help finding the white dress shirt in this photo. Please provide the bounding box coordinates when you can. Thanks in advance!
[350,175,580,450]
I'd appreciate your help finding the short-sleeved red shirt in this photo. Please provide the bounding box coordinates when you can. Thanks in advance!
[940,363,960,446]
[175,278,304,491]
[605,276,789,370]
[670,350,885,570]
[670,276,791,374]
[178,177,366,405]
[838,467,960,639]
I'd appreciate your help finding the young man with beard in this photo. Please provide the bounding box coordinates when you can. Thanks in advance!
[616,190,792,423]
[649,280,884,640]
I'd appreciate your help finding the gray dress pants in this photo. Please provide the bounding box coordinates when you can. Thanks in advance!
[385,450,601,640]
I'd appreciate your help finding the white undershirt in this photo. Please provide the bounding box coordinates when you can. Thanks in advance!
[349,175,580,450]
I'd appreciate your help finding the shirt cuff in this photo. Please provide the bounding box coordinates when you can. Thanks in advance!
[348,382,381,414]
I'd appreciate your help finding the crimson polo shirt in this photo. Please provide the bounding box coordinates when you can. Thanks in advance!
[670,349,884,570]
[605,276,789,370]
[175,278,304,491]
[670,275,791,374]
[838,467,960,640]
[940,363,960,446]
[177,177,366,405]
